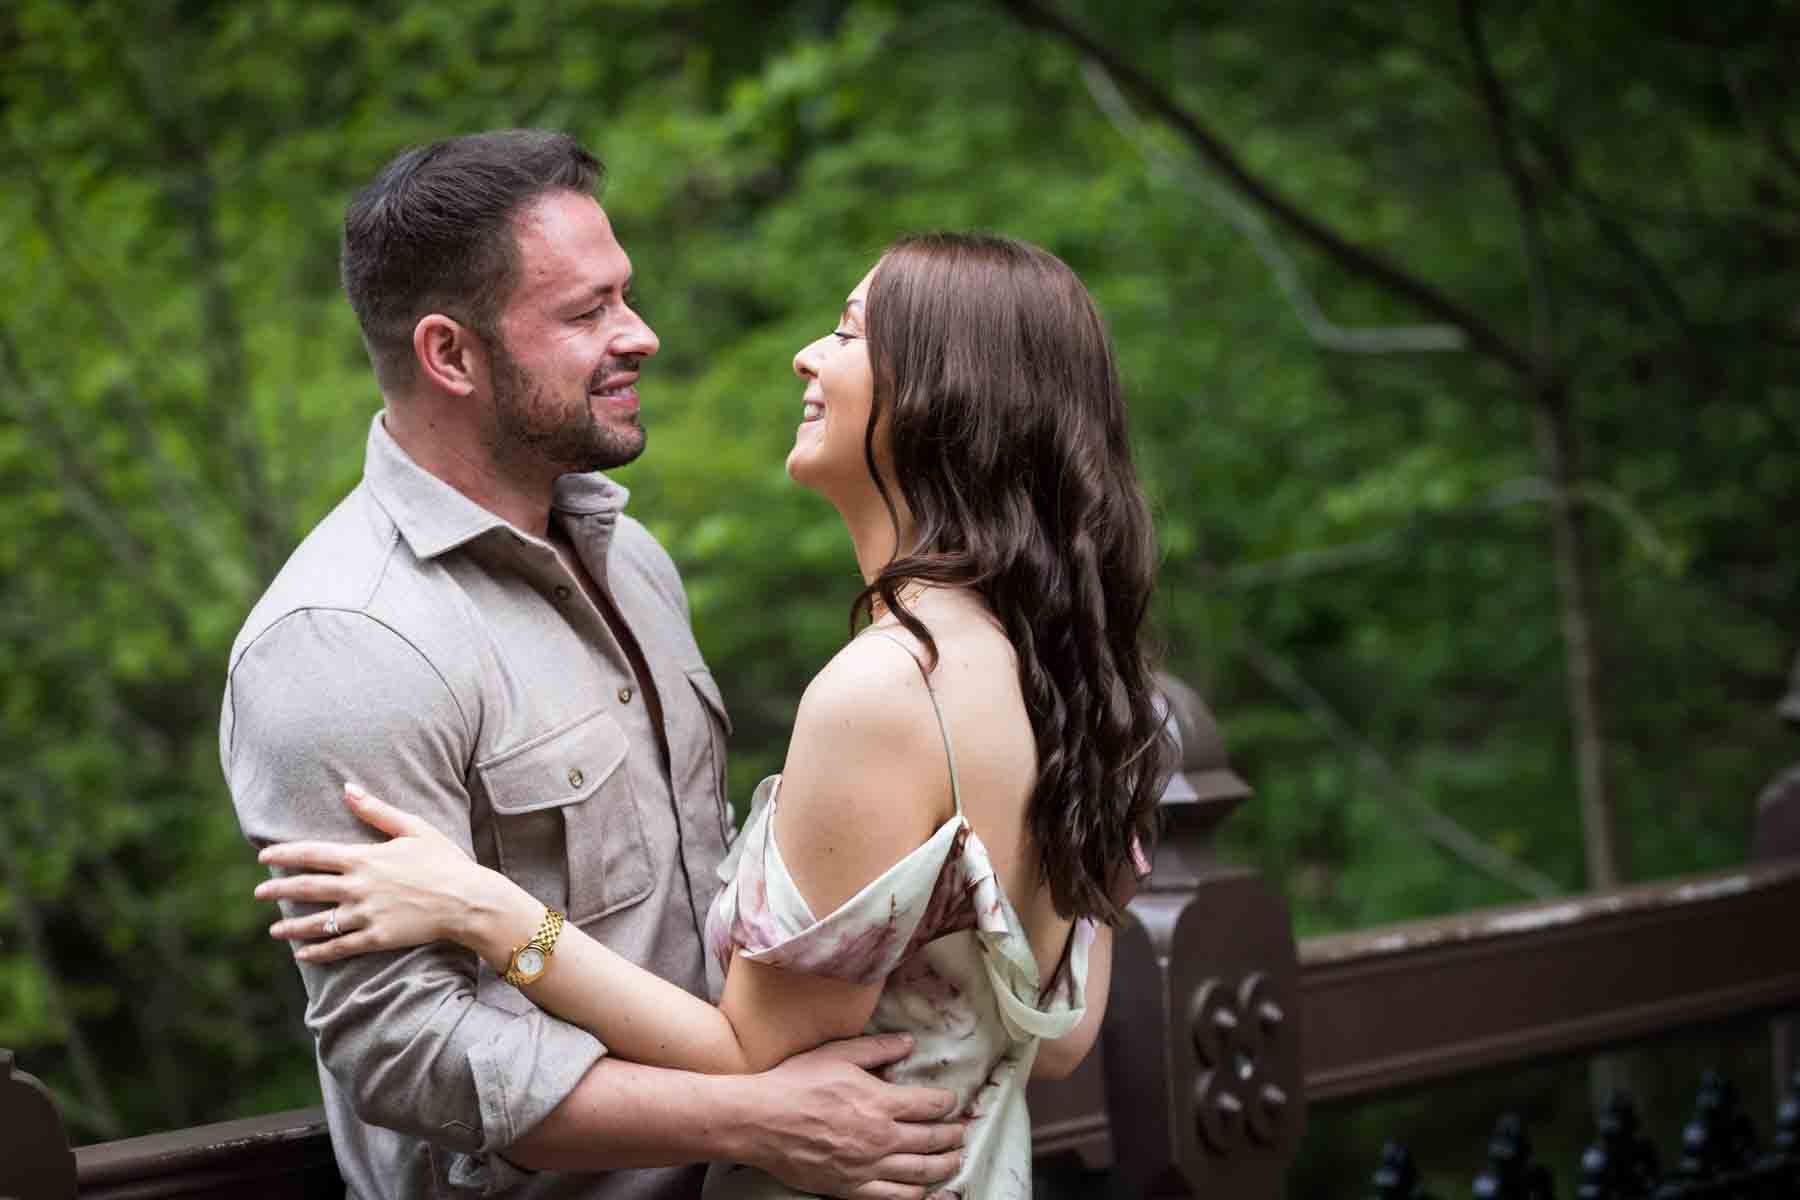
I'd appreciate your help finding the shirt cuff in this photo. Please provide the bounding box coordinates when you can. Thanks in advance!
[466,1007,606,1155]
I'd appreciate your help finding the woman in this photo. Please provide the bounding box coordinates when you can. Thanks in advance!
[255,232,1171,1198]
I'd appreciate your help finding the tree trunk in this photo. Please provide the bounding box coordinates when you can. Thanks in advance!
[1533,382,1623,891]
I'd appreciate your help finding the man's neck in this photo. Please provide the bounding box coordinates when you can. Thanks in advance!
[383,405,557,539]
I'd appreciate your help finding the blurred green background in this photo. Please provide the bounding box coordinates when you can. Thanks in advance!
[2,0,1796,1188]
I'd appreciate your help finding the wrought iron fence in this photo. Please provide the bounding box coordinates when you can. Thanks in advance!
[1370,1071,1800,1200]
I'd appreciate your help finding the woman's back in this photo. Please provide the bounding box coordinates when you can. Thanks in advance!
[701,592,1094,1199]
[851,596,1076,986]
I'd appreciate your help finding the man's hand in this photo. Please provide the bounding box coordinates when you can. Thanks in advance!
[745,1034,964,1200]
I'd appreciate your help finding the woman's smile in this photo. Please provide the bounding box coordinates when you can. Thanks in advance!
[787,266,877,497]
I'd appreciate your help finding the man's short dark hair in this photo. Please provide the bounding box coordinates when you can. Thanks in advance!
[341,130,603,389]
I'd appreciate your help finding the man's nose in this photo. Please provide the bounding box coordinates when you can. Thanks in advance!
[619,311,659,358]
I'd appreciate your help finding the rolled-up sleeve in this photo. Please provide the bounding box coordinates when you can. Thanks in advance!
[222,607,604,1156]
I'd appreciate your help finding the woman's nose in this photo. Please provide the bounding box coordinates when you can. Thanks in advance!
[793,339,819,380]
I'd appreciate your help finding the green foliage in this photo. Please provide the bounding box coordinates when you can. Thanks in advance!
[1,0,1795,1153]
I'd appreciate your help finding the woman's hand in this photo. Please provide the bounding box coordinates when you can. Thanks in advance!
[255,783,514,965]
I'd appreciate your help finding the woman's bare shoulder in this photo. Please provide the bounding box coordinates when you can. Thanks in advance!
[773,631,955,914]
[796,629,936,735]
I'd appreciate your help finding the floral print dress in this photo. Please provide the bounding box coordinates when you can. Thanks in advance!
[700,634,1094,1200]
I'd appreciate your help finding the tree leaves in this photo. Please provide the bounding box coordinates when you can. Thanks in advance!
[0,0,1793,1139]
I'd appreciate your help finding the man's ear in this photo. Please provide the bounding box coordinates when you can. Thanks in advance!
[412,314,483,396]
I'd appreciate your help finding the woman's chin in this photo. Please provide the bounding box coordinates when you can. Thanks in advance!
[785,429,829,488]
[784,445,819,489]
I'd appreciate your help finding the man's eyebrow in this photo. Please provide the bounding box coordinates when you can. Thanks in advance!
[567,276,634,307]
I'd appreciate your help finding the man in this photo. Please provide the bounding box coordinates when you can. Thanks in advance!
[221,130,963,1200]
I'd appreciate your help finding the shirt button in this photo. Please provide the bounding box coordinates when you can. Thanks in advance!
[617,686,633,704]
[553,585,571,601]
[567,767,584,789]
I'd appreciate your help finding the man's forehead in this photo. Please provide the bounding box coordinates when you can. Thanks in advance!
[511,191,629,296]
[515,188,611,240]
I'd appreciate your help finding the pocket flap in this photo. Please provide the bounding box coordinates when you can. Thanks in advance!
[479,708,629,815]
[686,668,733,737]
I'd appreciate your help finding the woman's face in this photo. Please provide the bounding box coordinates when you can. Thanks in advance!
[787,265,879,500]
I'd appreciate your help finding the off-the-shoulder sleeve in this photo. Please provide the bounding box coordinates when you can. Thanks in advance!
[704,776,1098,1046]
[715,777,977,985]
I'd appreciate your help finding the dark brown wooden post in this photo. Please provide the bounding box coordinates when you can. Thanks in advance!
[1755,656,1800,1105]
[1,1048,76,1200]
[1101,674,1303,1199]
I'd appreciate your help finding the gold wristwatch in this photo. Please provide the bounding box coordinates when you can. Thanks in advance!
[503,908,565,988]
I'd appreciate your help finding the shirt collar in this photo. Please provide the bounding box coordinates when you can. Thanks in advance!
[362,413,630,561]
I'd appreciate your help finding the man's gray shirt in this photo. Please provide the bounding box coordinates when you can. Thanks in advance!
[222,415,732,1199]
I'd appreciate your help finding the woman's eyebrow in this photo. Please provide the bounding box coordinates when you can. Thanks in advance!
[842,298,865,321]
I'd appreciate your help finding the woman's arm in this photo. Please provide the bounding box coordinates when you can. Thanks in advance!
[1030,924,1112,1081]
[461,874,882,1077]
[257,785,876,1076]
[256,640,950,1076]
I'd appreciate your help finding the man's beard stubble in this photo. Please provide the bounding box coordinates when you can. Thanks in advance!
[487,339,646,474]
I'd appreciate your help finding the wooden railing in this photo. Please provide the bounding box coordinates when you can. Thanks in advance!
[5,688,1797,1199]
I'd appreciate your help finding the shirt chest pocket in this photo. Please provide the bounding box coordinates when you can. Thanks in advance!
[477,708,654,926]
[686,667,734,845]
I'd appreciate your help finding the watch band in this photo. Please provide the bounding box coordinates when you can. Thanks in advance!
[503,907,565,988]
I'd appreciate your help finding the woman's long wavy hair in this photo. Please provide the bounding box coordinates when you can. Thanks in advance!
[852,232,1173,924]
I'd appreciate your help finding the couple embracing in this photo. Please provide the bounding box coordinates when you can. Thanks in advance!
[223,129,1171,1200]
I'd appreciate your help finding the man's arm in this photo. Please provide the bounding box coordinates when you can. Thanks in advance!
[224,608,605,1156]
[509,1036,965,1198]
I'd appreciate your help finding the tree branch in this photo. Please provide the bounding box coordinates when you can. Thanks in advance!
[5,141,226,551]
[0,328,201,650]
[1231,627,1562,899]
[1213,474,1682,590]
[1460,0,1556,371]
[1531,387,1624,889]
[1460,3,1621,889]
[178,165,288,580]
[993,0,1536,377]
[1330,8,1703,356]
[104,32,289,581]
[1080,61,1466,355]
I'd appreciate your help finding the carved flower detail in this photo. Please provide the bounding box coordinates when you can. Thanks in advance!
[1188,971,1290,1154]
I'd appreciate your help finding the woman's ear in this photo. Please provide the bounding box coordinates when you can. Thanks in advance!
[412,314,482,396]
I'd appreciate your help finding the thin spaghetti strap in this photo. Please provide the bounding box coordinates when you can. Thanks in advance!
[860,630,965,817]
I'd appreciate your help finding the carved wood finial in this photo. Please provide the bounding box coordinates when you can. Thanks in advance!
[1151,672,1253,890]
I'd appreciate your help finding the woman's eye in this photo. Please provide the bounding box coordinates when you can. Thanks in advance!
[831,330,859,344]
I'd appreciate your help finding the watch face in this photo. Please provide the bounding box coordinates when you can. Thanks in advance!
[517,947,546,977]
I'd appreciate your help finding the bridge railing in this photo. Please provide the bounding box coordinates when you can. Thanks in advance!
[5,684,1797,1199]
